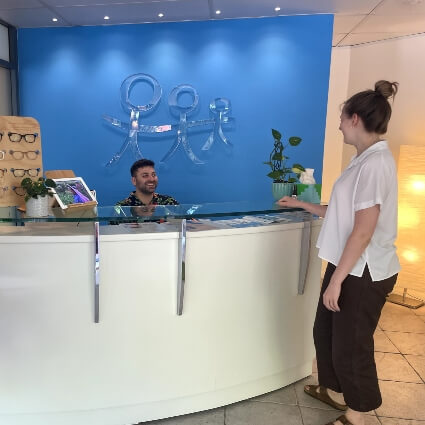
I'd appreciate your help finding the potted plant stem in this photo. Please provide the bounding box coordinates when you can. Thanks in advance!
[263,128,305,200]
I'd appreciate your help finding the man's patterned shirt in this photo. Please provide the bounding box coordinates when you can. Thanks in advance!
[116,192,179,206]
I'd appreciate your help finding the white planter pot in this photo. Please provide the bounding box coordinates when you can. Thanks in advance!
[26,196,49,217]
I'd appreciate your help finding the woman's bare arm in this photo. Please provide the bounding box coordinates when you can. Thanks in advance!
[275,196,328,217]
[322,204,381,312]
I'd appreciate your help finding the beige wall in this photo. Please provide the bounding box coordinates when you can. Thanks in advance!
[324,33,425,298]
[342,33,425,168]
[321,47,350,203]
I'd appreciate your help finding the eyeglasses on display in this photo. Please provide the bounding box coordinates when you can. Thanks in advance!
[0,168,7,177]
[10,167,41,177]
[9,149,40,160]
[11,186,25,196]
[8,132,38,143]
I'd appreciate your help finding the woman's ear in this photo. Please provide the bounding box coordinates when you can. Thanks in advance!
[351,113,360,127]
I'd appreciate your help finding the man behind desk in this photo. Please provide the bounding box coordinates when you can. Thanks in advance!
[116,159,179,207]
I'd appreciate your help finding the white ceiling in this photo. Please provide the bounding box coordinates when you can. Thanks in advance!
[0,0,425,47]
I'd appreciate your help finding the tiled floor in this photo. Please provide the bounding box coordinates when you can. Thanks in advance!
[142,302,425,425]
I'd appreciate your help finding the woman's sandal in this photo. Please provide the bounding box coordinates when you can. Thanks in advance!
[325,414,354,425]
[304,384,348,411]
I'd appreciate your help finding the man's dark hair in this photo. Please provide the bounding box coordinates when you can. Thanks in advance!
[130,159,155,177]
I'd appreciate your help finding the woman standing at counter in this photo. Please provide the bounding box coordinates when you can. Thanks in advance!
[277,80,400,425]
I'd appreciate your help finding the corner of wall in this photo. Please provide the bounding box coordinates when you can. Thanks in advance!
[321,46,351,203]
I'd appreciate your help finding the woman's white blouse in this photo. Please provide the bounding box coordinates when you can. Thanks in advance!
[317,140,400,281]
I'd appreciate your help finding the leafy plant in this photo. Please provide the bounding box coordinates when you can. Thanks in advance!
[21,177,57,202]
[264,128,305,183]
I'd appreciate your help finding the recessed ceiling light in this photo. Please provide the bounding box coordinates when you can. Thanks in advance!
[52,17,58,22]
[275,6,281,12]
[104,15,110,20]
[158,13,164,18]
[215,10,221,15]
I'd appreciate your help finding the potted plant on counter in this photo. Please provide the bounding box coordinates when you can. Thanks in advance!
[21,177,57,217]
[264,128,305,200]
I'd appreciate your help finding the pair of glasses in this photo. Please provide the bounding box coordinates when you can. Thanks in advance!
[0,168,7,177]
[10,167,40,177]
[11,186,25,196]
[7,132,38,143]
[9,149,40,160]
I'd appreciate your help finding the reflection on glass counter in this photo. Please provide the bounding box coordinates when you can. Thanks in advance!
[0,201,318,225]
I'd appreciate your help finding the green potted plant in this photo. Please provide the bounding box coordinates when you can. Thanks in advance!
[21,177,57,217]
[263,128,305,200]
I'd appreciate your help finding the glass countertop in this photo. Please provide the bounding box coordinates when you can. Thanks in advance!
[0,201,311,224]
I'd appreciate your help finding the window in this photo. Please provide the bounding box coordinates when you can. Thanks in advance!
[0,21,18,116]
[0,24,9,62]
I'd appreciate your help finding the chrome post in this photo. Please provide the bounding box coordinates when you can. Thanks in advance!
[298,215,312,295]
[177,218,187,315]
[94,220,100,323]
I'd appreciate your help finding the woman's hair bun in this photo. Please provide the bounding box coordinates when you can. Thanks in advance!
[375,80,399,100]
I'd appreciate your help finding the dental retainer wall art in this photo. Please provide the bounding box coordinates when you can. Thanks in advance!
[103,73,234,167]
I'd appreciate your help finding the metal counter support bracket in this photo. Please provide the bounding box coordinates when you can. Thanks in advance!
[94,221,100,323]
[298,217,312,295]
[177,218,187,315]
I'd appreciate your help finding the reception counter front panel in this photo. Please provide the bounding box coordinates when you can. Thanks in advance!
[0,205,322,425]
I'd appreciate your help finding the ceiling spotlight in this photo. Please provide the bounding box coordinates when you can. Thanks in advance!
[215,10,221,15]
[275,6,281,11]
[104,15,110,20]
[158,13,164,18]
[52,17,58,22]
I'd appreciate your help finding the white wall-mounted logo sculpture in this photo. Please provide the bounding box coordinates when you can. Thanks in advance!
[103,73,234,166]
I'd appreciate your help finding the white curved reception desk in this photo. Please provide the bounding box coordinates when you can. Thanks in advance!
[0,205,322,425]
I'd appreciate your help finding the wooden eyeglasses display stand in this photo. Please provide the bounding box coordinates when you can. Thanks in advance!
[0,115,43,208]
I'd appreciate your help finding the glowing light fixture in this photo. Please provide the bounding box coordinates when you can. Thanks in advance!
[104,16,110,20]
[158,13,164,18]
[388,145,425,308]
[52,18,58,22]
[275,6,281,11]
[215,10,221,15]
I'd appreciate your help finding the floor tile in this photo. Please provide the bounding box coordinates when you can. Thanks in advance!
[362,415,381,425]
[379,303,425,333]
[374,329,400,353]
[375,352,422,383]
[376,381,425,419]
[405,355,425,382]
[299,406,341,425]
[293,374,337,411]
[225,400,302,425]
[414,305,425,317]
[383,302,417,316]
[251,384,297,405]
[385,331,425,356]
[142,408,224,425]
[379,418,425,424]
[300,407,380,425]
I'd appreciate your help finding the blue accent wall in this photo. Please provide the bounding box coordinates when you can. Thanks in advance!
[18,15,333,205]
